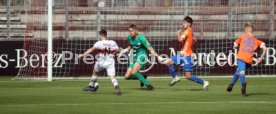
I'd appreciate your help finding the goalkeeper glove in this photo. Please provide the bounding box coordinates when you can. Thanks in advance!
[117,48,129,58]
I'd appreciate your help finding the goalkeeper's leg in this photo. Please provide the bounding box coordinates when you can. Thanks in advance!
[132,62,153,90]
[124,64,147,87]
[124,67,138,80]
[125,62,154,90]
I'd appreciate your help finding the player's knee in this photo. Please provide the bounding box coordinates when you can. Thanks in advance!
[131,71,137,76]
[109,75,115,80]
[239,71,245,75]
[185,76,191,80]
[184,72,191,79]
[165,59,173,66]
[124,75,131,80]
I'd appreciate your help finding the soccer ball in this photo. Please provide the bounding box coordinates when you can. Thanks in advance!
[94,82,99,88]
[92,82,99,92]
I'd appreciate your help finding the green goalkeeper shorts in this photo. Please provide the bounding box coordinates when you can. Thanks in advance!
[128,54,147,69]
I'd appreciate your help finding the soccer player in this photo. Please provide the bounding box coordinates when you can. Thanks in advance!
[79,29,122,95]
[227,23,267,96]
[160,16,209,89]
[119,24,159,90]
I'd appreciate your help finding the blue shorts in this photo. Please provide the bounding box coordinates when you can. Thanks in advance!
[237,59,252,72]
[171,55,193,72]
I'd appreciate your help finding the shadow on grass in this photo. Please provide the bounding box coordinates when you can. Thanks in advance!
[246,92,270,96]
[189,88,205,91]
[82,91,129,95]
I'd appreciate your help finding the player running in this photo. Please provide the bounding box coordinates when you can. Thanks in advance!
[160,16,209,90]
[227,23,267,96]
[79,29,122,95]
[119,24,159,90]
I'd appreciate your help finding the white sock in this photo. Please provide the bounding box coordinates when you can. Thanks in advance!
[111,79,118,87]
[89,76,97,86]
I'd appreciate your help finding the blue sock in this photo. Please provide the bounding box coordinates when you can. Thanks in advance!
[189,75,204,85]
[239,75,246,85]
[231,71,239,85]
[168,65,177,78]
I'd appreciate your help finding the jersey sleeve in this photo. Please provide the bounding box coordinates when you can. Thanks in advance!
[183,29,190,38]
[256,39,265,48]
[140,36,152,49]
[111,41,119,50]
[235,36,242,45]
[93,41,101,49]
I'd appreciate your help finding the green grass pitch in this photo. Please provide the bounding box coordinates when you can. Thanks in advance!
[0,76,276,114]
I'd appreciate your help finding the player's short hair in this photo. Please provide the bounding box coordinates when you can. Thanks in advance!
[184,16,193,26]
[244,22,254,31]
[99,29,107,37]
[129,24,138,30]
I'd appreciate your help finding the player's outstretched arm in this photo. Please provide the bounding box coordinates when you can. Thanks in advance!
[255,43,267,65]
[117,46,131,57]
[148,47,159,57]
[147,47,169,64]
[78,47,97,58]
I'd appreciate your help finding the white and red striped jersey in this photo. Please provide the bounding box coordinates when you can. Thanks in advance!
[93,40,119,62]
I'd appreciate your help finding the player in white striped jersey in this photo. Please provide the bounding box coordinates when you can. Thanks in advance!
[79,29,121,95]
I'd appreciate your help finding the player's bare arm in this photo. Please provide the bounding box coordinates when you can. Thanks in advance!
[255,43,267,64]
[148,47,159,57]
[78,47,97,58]
[177,30,184,42]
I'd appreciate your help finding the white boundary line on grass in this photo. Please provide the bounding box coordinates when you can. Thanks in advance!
[11,75,276,81]
[1,101,276,107]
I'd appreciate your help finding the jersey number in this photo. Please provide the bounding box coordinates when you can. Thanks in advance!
[104,47,111,55]
[242,38,255,54]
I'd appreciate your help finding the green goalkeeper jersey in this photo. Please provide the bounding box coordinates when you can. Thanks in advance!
[128,33,151,56]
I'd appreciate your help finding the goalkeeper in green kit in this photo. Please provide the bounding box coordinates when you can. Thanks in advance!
[119,24,161,90]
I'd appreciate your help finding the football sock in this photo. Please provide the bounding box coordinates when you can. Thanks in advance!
[231,71,239,85]
[239,74,246,85]
[111,79,118,87]
[168,64,177,78]
[189,75,204,85]
[89,76,97,86]
[134,72,150,86]
[126,75,139,80]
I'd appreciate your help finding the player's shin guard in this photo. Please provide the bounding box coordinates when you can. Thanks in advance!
[89,76,97,86]
[168,65,177,78]
[189,75,204,85]
[231,71,239,85]
[134,72,150,86]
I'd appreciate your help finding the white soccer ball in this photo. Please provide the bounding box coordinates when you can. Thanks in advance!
[94,82,99,88]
